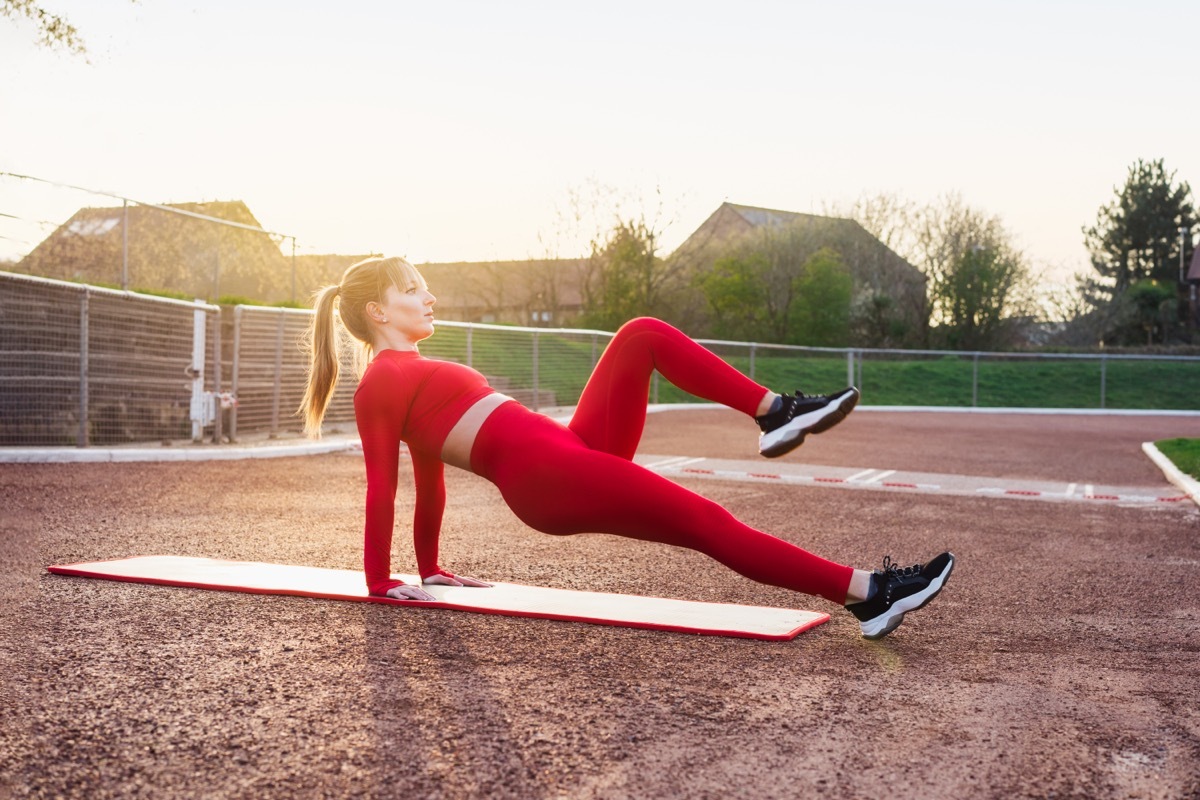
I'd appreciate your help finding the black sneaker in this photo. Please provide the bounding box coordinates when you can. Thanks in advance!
[846,552,955,640]
[756,387,859,458]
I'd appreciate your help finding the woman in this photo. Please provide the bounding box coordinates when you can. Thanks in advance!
[301,256,953,639]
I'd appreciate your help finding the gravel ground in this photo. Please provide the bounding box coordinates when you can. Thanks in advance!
[3,410,1199,799]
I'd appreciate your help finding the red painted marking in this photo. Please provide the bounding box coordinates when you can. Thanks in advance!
[749,473,781,479]
[682,468,715,475]
[814,477,845,483]
[1087,494,1119,501]
[1006,490,1042,496]
[883,482,918,489]
[1157,496,1190,503]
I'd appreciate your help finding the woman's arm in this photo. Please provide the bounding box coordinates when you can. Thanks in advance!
[410,447,447,580]
[359,411,409,597]
[411,448,493,588]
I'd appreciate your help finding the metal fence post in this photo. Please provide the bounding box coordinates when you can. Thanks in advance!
[230,306,242,441]
[78,291,89,447]
[466,325,473,368]
[270,311,285,436]
[211,309,223,443]
[972,352,980,407]
[1100,354,1107,410]
[749,342,757,382]
[846,350,854,389]
[189,302,207,442]
[532,331,540,411]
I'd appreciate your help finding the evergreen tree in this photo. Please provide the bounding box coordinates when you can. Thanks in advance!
[1082,159,1195,301]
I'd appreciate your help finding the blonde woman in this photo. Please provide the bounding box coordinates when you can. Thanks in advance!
[301,257,953,639]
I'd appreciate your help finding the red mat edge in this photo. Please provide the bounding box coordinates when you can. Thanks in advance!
[46,558,830,642]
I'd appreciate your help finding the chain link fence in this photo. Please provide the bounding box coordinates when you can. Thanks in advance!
[0,271,220,446]
[3,271,1198,447]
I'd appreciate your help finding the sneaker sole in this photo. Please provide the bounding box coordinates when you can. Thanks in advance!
[759,388,860,458]
[860,553,955,640]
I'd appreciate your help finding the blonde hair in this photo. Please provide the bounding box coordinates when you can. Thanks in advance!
[299,256,426,437]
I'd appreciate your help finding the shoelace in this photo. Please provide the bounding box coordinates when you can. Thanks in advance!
[879,555,921,578]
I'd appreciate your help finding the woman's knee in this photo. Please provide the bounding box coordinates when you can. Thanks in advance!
[614,316,674,340]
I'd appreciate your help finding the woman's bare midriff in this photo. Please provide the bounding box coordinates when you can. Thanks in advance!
[441,393,514,471]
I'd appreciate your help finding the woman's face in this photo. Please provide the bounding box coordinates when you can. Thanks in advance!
[377,282,437,344]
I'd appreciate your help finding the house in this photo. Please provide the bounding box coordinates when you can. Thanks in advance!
[417,258,586,325]
[16,199,923,338]
[675,202,927,319]
[676,201,926,343]
[15,201,293,303]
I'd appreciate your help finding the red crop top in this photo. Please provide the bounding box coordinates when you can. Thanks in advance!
[353,349,496,595]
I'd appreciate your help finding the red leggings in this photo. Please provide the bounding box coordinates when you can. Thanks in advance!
[469,318,854,604]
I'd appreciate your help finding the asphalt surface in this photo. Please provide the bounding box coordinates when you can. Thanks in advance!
[3,409,1199,799]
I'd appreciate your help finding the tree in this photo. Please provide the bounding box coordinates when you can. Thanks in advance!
[791,247,853,346]
[3,0,85,53]
[4,1,139,56]
[694,224,856,345]
[1081,158,1195,344]
[694,253,767,341]
[1124,280,1178,345]
[848,193,1035,350]
[579,219,665,330]
[1083,159,1195,295]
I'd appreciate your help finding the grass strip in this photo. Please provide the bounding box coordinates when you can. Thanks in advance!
[1154,438,1200,481]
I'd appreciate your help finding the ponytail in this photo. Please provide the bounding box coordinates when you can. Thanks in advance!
[300,284,342,437]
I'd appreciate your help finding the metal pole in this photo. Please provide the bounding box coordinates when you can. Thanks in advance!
[846,350,854,388]
[749,343,756,382]
[211,226,221,302]
[1100,354,1107,410]
[189,303,207,442]
[1180,226,1188,285]
[211,308,222,444]
[121,200,129,290]
[270,311,284,436]
[972,352,979,407]
[466,325,473,368]
[532,331,540,411]
[230,306,242,441]
[78,291,89,447]
[291,237,297,305]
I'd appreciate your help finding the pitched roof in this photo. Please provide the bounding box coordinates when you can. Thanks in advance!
[17,200,291,301]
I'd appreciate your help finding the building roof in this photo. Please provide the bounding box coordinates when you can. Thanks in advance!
[17,200,292,301]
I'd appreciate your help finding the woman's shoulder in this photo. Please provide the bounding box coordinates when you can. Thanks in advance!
[357,350,423,395]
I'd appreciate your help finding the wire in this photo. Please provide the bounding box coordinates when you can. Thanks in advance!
[0,171,296,240]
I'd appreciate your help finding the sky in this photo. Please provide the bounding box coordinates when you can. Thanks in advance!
[2,0,1198,285]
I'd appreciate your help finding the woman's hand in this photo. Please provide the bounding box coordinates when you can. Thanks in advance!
[423,572,492,588]
[385,584,436,602]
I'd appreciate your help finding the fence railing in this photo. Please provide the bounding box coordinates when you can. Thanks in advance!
[0,271,220,446]
[3,271,1198,447]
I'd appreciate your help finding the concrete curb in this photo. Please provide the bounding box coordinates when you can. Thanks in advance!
[4,405,1198,464]
[0,438,361,464]
[1142,442,1200,509]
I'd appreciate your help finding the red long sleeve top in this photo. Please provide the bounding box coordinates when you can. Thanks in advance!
[353,349,495,596]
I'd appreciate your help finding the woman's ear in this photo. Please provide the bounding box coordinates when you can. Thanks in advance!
[365,300,386,324]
